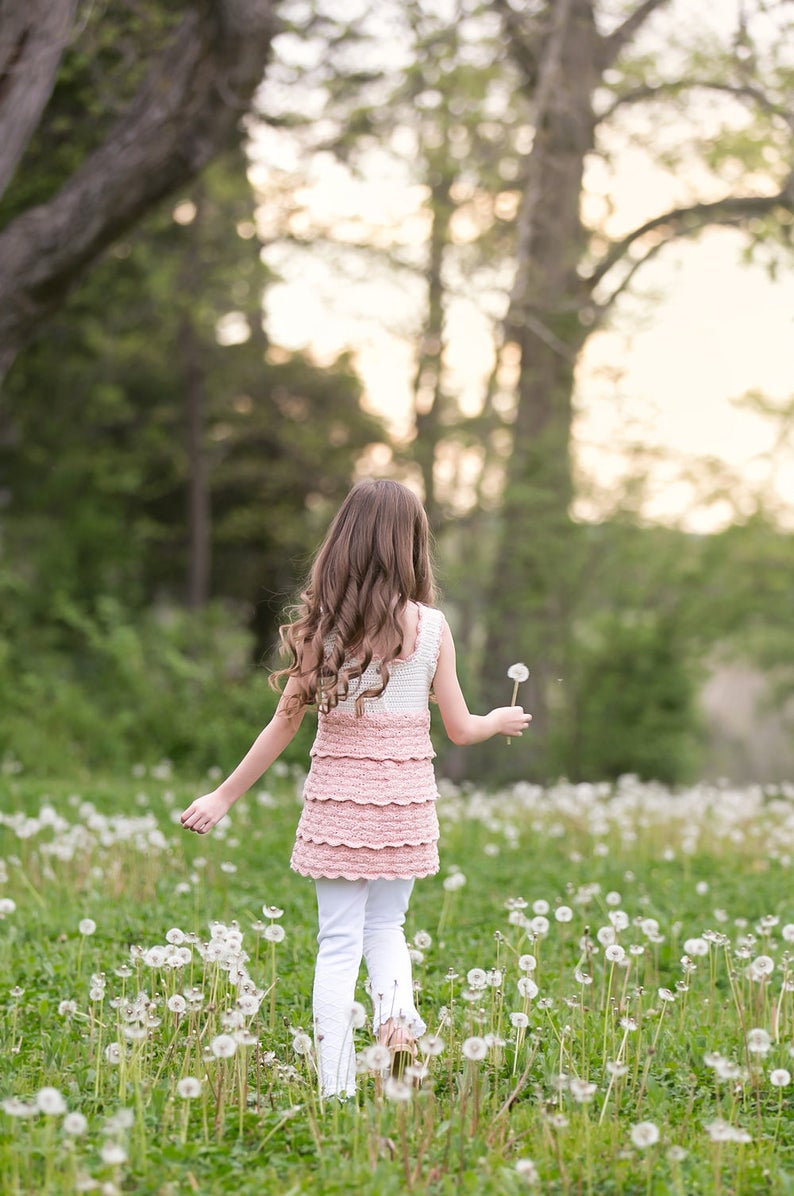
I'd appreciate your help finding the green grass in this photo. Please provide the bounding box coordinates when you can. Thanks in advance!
[3,766,794,1194]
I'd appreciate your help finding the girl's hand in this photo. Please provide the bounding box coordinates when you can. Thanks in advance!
[491,705,532,738]
[180,790,233,835]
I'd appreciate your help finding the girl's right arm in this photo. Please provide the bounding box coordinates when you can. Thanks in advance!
[180,672,308,835]
[433,620,531,746]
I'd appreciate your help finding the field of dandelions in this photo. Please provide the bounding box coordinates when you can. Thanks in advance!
[4,763,794,1195]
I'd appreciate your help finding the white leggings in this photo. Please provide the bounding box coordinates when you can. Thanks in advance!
[312,877,426,1098]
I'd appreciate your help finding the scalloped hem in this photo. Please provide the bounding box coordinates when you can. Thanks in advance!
[301,789,438,806]
[295,832,438,850]
[291,863,440,881]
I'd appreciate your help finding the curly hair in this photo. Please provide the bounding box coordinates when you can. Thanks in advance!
[273,479,436,715]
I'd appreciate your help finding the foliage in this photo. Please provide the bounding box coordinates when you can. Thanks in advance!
[0,596,313,778]
[4,772,794,1193]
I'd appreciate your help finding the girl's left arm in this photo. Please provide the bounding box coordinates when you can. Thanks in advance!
[180,674,307,835]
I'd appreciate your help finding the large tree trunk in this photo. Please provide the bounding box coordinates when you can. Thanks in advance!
[0,0,278,382]
[480,0,600,771]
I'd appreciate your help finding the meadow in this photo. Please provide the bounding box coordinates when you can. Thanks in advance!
[3,762,794,1195]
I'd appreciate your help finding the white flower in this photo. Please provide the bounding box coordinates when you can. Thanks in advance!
[364,1043,391,1070]
[683,937,709,956]
[104,1043,122,1064]
[414,930,432,949]
[518,954,537,973]
[36,1087,67,1115]
[176,1077,202,1098]
[167,995,187,1015]
[62,1112,89,1136]
[608,910,630,931]
[467,967,488,990]
[1,1098,38,1118]
[418,1034,445,1057]
[79,919,96,937]
[517,977,539,999]
[443,870,467,891]
[555,906,573,923]
[507,663,529,683]
[58,1000,78,1017]
[606,1061,628,1077]
[782,924,794,943]
[705,1118,751,1143]
[515,1157,539,1183]
[210,1034,236,1059]
[770,1068,791,1087]
[349,1001,367,1029]
[292,1032,314,1056]
[532,899,549,915]
[631,1121,660,1149]
[657,987,676,1002]
[569,1077,597,1102]
[462,1036,488,1061]
[597,925,616,946]
[605,945,626,964]
[263,924,285,943]
[100,1142,127,1166]
[510,1012,530,1029]
[262,905,284,919]
[746,1028,772,1055]
[384,1076,413,1102]
[530,915,549,937]
[165,928,185,945]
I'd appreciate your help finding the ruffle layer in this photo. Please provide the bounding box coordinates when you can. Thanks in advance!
[303,756,438,806]
[295,796,439,849]
[311,710,434,761]
[290,839,440,882]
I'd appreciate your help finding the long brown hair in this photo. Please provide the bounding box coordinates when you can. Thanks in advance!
[274,479,436,714]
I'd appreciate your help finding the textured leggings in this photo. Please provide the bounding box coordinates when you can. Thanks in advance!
[313,877,426,1098]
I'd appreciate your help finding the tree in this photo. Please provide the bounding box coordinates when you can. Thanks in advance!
[0,0,278,380]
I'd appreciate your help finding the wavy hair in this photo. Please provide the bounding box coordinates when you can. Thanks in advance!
[274,479,436,714]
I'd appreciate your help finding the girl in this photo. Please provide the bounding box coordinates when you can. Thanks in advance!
[180,479,530,1098]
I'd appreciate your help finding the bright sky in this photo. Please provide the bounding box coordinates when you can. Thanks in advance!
[252,0,794,532]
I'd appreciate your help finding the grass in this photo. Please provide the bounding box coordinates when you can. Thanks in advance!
[2,764,794,1194]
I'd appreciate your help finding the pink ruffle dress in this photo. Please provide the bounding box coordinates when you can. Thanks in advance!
[290,604,445,881]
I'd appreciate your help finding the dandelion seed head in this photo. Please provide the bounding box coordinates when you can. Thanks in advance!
[462,1036,488,1061]
[418,1034,445,1057]
[746,1028,772,1055]
[176,1077,202,1099]
[510,1012,530,1029]
[100,1142,127,1166]
[414,930,432,949]
[770,1068,791,1087]
[555,905,573,923]
[384,1076,413,1102]
[515,1158,539,1183]
[210,1033,236,1059]
[569,1077,597,1102]
[507,663,529,683]
[292,1032,313,1056]
[631,1121,660,1148]
[605,944,626,964]
[63,1111,89,1136]
[78,919,96,937]
[263,924,285,943]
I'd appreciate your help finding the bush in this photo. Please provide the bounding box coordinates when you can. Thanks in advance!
[553,612,702,785]
[0,596,313,777]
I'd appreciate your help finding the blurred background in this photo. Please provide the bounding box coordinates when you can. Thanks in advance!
[0,0,792,784]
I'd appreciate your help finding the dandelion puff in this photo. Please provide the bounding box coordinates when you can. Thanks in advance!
[37,1087,67,1115]
[555,906,573,923]
[384,1076,413,1102]
[414,930,432,949]
[210,1033,236,1059]
[418,1034,444,1057]
[263,924,285,943]
[63,1112,89,1136]
[631,1122,660,1149]
[78,919,97,937]
[462,1036,488,1061]
[517,977,539,999]
[518,954,537,973]
[2,1098,39,1118]
[467,968,488,990]
[569,1077,597,1102]
[262,905,284,919]
[292,1032,313,1057]
[606,1061,628,1077]
[605,945,626,964]
[515,1158,539,1183]
[176,1077,202,1099]
[58,1000,78,1017]
[746,1028,772,1056]
[657,987,676,1003]
[667,1145,688,1163]
[510,1012,530,1029]
[362,1043,390,1071]
[349,1001,367,1029]
[100,1142,127,1166]
[105,1043,122,1064]
[167,995,187,1015]
[770,1069,791,1087]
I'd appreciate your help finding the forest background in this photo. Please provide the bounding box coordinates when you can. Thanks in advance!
[0,0,793,789]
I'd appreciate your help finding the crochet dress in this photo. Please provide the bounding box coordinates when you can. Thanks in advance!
[290,604,445,881]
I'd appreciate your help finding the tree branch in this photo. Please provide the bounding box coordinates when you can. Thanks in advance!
[0,0,278,381]
[490,0,550,89]
[597,79,794,131]
[586,181,794,294]
[599,0,672,69]
[0,0,80,197]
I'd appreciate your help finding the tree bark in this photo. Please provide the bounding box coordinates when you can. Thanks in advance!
[0,0,278,381]
[480,0,599,765]
[0,0,79,197]
[182,313,211,611]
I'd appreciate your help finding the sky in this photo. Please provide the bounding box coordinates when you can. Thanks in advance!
[250,0,794,532]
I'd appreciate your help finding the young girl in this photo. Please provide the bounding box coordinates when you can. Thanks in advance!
[180,479,530,1098]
